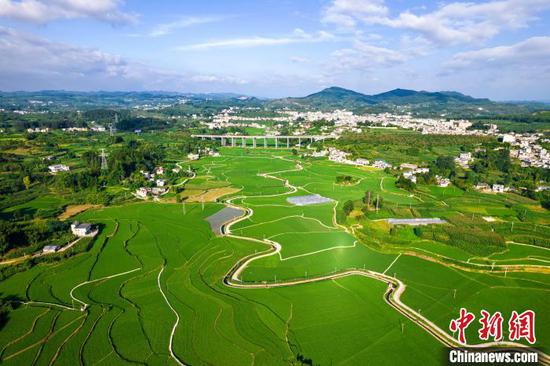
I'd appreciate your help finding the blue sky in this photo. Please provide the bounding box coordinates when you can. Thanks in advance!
[0,0,549,100]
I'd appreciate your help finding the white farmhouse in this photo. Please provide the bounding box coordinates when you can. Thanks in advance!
[136,187,148,198]
[71,221,93,237]
[372,160,392,169]
[436,175,451,187]
[48,164,70,174]
[42,245,59,254]
[492,184,505,193]
[499,135,516,143]
[400,163,418,170]
[403,171,417,183]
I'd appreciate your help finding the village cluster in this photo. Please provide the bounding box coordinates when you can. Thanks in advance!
[317,145,518,193]
[31,105,548,196]
[206,108,549,171]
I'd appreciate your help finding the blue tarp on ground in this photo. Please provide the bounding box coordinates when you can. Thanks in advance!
[206,207,245,235]
[287,194,333,206]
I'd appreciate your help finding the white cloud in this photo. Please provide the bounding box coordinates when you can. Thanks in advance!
[177,28,335,51]
[322,0,388,28]
[330,40,405,71]
[190,74,248,85]
[323,0,550,45]
[0,27,246,91]
[149,16,226,37]
[290,56,310,63]
[445,36,550,70]
[0,0,137,24]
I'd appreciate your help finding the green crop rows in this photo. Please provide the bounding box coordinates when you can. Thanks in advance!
[1,148,548,365]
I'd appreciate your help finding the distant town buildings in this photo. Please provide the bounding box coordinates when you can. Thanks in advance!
[42,245,59,254]
[436,175,451,187]
[135,187,167,199]
[455,152,473,168]
[492,184,505,193]
[136,187,148,198]
[327,148,370,166]
[90,125,106,132]
[400,163,418,170]
[48,164,70,174]
[403,170,417,183]
[499,134,516,143]
[27,127,49,133]
[372,160,392,169]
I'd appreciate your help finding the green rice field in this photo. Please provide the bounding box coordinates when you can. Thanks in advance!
[1,148,548,365]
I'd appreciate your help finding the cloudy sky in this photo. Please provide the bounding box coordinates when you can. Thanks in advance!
[0,0,549,100]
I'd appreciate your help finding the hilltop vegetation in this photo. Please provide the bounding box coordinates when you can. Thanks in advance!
[269,86,548,116]
[1,88,548,120]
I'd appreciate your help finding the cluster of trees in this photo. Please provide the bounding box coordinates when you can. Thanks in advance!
[83,109,131,123]
[395,175,416,191]
[433,155,457,176]
[105,140,164,181]
[196,126,246,136]
[471,148,511,176]
[335,175,356,185]
[414,224,505,256]
[0,294,22,331]
[54,170,100,192]
[342,191,384,218]
[336,131,489,162]
[117,117,169,132]
[0,219,70,256]
[476,112,550,124]
[343,200,354,216]
[0,111,85,131]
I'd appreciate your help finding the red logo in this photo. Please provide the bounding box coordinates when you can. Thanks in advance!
[450,309,536,344]
[449,308,476,344]
[478,310,503,341]
[509,310,536,344]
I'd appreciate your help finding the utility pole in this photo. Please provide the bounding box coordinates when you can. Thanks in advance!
[100,148,108,171]
[109,113,118,137]
[367,191,371,211]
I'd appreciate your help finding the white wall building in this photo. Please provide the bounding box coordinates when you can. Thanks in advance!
[48,164,70,174]
[71,222,93,237]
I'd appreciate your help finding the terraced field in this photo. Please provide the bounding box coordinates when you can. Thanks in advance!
[1,148,548,365]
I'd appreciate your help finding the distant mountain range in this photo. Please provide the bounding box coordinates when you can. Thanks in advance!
[278,86,491,107]
[268,86,548,116]
[0,88,547,117]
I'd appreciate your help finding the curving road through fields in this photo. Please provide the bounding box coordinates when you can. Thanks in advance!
[219,155,550,365]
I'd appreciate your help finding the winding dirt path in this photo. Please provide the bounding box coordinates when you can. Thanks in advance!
[157,266,187,366]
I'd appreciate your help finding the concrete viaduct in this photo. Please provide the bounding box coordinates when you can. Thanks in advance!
[191,134,335,148]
